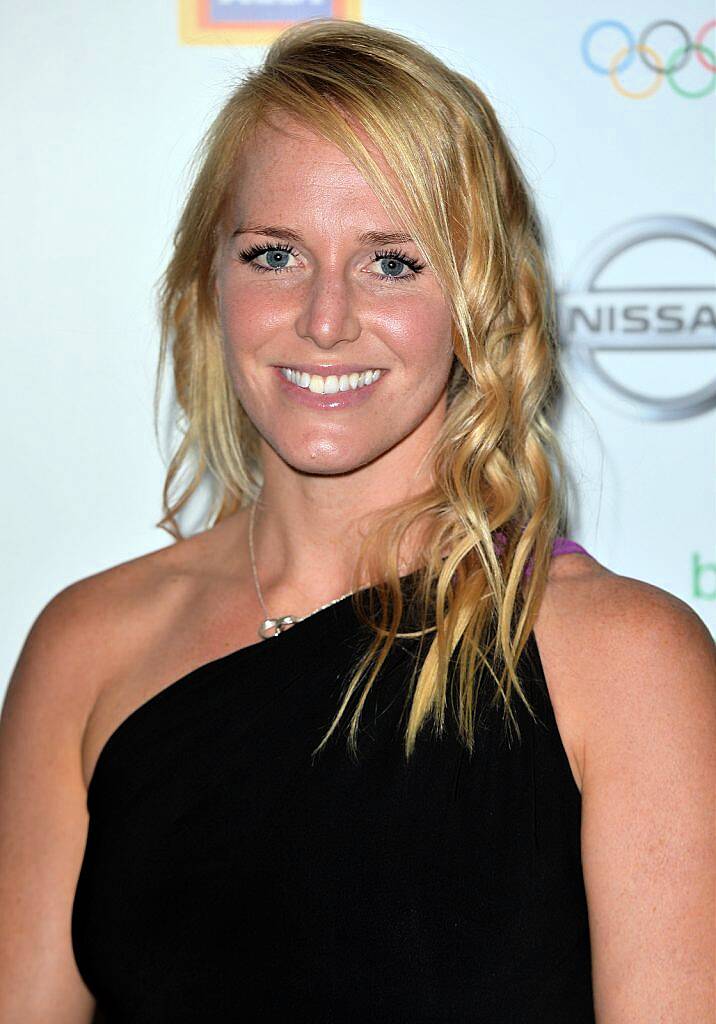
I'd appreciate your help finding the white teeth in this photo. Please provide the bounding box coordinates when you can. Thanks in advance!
[281,368,382,394]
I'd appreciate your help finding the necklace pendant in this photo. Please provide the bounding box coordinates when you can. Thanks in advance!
[258,615,298,639]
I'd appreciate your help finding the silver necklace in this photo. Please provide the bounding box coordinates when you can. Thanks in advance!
[248,498,358,640]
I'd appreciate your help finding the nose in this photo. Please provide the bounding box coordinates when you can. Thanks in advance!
[294,268,361,350]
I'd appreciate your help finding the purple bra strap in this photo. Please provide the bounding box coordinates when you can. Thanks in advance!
[524,536,590,578]
[551,537,590,558]
[492,531,590,578]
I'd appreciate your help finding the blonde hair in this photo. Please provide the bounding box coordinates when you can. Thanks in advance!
[155,18,569,763]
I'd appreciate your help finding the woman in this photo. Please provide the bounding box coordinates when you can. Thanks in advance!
[1,18,714,1024]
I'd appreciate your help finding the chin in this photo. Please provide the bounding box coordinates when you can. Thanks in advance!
[268,435,389,476]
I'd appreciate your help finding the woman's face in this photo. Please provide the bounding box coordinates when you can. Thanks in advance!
[215,111,455,477]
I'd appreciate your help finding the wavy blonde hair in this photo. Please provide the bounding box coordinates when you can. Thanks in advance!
[155,18,569,763]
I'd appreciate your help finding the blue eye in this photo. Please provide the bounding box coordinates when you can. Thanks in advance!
[237,241,297,275]
[373,248,426,283]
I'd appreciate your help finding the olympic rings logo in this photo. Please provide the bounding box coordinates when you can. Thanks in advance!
[581,19,716,99]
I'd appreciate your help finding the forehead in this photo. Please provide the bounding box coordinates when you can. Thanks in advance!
[228,109,405,224]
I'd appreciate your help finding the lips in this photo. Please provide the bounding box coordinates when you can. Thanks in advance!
[273,365,385,409]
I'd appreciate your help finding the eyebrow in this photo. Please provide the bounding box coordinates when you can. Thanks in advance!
[230,224,415,247]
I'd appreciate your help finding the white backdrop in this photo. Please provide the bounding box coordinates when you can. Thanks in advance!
[2,0,714,697]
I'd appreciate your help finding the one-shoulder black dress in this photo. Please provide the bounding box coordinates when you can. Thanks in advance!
[72,544,595,1022]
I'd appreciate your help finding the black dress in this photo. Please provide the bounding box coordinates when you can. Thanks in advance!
[72,558,595,1022]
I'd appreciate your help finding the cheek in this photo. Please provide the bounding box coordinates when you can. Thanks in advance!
[218,282,281,350]
[382,300,454,379]
[217,286,285,397]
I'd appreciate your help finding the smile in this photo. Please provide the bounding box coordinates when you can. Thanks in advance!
[279,367,382,394]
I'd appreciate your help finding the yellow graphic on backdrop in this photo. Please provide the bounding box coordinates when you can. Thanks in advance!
[179,0,362,46]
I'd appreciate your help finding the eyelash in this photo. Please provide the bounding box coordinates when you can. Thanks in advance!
[235,241,426,283]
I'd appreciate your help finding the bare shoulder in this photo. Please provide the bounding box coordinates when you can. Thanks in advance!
[531,551,715,793]
[540,548,712,646]
[4,521,237,745]
[10,539,181,702]
[536,549,714,693]
[536,554,716,1019]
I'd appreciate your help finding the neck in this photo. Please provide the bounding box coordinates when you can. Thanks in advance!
[245,453,437,620]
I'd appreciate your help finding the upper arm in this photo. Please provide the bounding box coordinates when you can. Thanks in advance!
[0,582,104,1023]
[577,584,716,1023]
